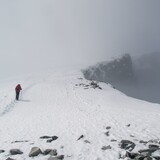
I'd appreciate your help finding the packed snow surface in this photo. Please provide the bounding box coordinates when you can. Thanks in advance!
[0,69,160,160]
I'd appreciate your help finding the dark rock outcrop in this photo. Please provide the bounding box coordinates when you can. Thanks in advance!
[120,140,136,151]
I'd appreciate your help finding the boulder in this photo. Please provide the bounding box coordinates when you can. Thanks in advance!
[120,140,136,151]
[29,147,42,157]
[43,149,57,156]
[48,155,64,160]
[148,144,159,149]
[138,149,157,156]
[10,149,23,155]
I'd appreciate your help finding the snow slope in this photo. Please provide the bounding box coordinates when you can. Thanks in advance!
[0,69,160,160]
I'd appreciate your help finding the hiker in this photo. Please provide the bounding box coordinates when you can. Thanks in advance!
[15,84,22,100]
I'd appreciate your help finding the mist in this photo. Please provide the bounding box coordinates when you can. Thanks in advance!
[83,53,160,103]
[0,0,160,78]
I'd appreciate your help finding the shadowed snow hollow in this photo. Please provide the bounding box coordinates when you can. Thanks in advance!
[83,53,160,104]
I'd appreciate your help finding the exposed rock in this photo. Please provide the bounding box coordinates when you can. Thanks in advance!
[0,149,5,153]
[143,157,153,160]
[148,144,159,149]
[154,156,160,160]
[120,140,136,151]
[130,135,135,137]
[134,155,146,160]
[82,54,134,86]
[47,139,54,143]
[29,147,42,157]
[106,126,111,130]
[126,124,131,127]
[11,140,29,143]
[101,145,112,150]
[77,135,84,140]
[139,140,148,144]
[10,149,23,155]
[111,139,117,142]
[40,136,52,139]
[43,149,57,156]
[46,136,58,143]
[52,136,58,140]
[138,149,157,156]
[84,140,91,143]
[105,131,110,136]
[48,155,64,160]
[125,151,139,159]
[6,158,16,160]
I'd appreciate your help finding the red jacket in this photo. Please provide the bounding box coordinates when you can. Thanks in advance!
[15,84,22,92]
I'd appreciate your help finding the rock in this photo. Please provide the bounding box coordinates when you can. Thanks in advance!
[77,135,84,140]
[139,140,148,144]
[125,151,139,159]
[6,158,16,160]
[111,139,117,142]
[130,135,135,137]
[134,155,145,160]
[47,139,54,143]
[52,136,58,140]
[105,131,110,136]
[40,136,52,139]
[126,124,131,127]
[29,147,42,157]
[148,144,159,149]
[143,157,153,160]
[106,126,111,130]
[138,149,157,156]
[154,156,160,160]
[48,155,64,160]
[0,150,5,153]
[43,149,57,156]
[47,136,58,143]
[11,140,29,143]
[120,140,136,151]
[10,149,23,155]
[84,140,91,143]
[101,145,112,150]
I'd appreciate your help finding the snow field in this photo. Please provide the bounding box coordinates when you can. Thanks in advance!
[0,69,160,160]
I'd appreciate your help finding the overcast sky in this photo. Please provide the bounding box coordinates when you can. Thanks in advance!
[0,0,160,78]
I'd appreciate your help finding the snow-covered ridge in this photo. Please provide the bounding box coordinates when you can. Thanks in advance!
[82,53,160,104]
[0,69,160,160]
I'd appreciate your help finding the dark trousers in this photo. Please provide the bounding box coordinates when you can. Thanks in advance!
[16,92,20,100]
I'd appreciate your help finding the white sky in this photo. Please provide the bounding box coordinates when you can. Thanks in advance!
[0,0,160,78]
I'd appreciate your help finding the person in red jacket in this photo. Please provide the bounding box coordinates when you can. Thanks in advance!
[15,84,22,100]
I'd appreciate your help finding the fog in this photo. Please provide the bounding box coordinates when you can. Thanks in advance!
[83,53,160,103]
[0,0,160,78]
